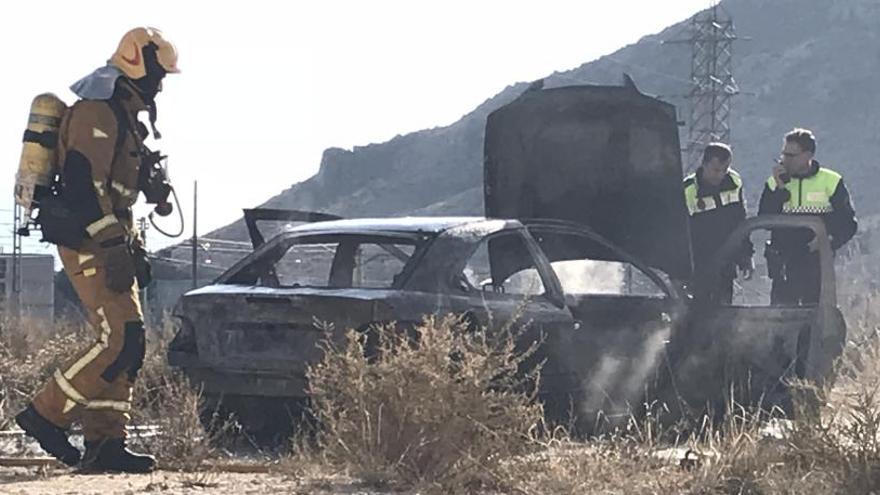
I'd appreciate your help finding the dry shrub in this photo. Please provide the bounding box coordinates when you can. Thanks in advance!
[306,314,544,493]
[768,333,880,493]
[0,316,89,429]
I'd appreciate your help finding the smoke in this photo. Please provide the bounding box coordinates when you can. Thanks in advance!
[552,259,625,294]
[578,317,673,423]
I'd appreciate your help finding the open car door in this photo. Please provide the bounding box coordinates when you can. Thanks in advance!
[667,215,847,411]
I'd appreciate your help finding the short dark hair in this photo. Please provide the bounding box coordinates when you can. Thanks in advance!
[701,142,732,165]
[785,128,816,154]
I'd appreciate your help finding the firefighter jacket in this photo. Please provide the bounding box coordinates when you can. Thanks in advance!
[684,167,753,278]
[56,81,146,265]
[758,160,857,255]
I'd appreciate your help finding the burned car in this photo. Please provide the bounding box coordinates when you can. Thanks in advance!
[168,80,846,435]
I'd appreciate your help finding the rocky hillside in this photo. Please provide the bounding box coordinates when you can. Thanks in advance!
[208,0,879,243]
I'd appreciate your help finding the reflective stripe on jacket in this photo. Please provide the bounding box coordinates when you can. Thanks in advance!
[684,169,743,216]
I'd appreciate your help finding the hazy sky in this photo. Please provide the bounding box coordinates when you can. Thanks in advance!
[2,0,712,254]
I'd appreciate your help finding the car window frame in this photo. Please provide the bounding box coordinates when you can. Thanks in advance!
[453,227,564,306]
[218,230,432,289]
[701,214,836,308]
[524,221,675,300]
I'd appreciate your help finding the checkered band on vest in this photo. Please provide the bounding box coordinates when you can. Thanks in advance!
[766,166,841,216]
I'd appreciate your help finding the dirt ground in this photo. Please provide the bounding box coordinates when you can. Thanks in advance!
[0,428,387,495]
[0,466,384,495]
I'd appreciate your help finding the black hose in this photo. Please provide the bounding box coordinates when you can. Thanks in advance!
[148,186,185,238]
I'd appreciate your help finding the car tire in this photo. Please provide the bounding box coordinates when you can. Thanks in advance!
[199,395,311,447]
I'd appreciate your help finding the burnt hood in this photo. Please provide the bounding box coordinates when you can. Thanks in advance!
[483,78,693,280]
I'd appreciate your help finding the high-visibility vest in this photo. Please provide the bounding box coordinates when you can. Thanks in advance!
[766,167,841,214]
[684,169,743,216]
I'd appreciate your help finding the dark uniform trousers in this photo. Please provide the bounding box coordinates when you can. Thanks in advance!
[770,252,821,306]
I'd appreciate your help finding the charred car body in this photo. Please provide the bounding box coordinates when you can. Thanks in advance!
[168,80,846,434]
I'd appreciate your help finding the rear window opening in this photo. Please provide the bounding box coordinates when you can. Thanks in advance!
[226,234,425,289]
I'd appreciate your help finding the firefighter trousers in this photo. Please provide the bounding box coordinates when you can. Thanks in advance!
[31,247,145,441]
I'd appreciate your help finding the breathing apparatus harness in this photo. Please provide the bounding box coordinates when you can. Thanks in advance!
[14,83,184,246]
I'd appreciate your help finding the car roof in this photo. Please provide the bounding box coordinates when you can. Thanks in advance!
[283,216,516,236]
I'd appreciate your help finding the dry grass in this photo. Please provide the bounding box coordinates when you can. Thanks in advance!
[296,289,880,494]
[0,315,222,471]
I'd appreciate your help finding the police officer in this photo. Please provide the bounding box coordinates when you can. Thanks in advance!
[759,128,857,305]
[684,142,754,304]
[15,27,180,473]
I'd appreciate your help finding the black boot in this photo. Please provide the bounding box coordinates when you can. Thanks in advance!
[15,404,81,467]
[81,438,156,473]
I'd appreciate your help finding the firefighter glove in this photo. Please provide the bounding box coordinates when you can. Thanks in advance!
[102,238,136,292]
[132,243,153,288]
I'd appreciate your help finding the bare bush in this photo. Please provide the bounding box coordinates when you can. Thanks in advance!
[306,314,544,493]
[0,316,89,429]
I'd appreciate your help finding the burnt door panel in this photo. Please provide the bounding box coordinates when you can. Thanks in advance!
[667,306,814,412]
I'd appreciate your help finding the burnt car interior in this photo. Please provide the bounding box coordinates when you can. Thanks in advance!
[226,233,425,289]
[459,231,548,297]
[528,225,672,334]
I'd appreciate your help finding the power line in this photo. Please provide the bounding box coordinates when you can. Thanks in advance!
[601,55,693,87]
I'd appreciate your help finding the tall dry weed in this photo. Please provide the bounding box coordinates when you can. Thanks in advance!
[306,314,544,493]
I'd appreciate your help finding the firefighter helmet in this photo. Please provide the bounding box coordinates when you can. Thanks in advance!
[110,27,180,80]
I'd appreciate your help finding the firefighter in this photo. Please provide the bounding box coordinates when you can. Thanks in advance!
[759,128,857,305]
[684,142,754,304]
[14,27,180,473]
